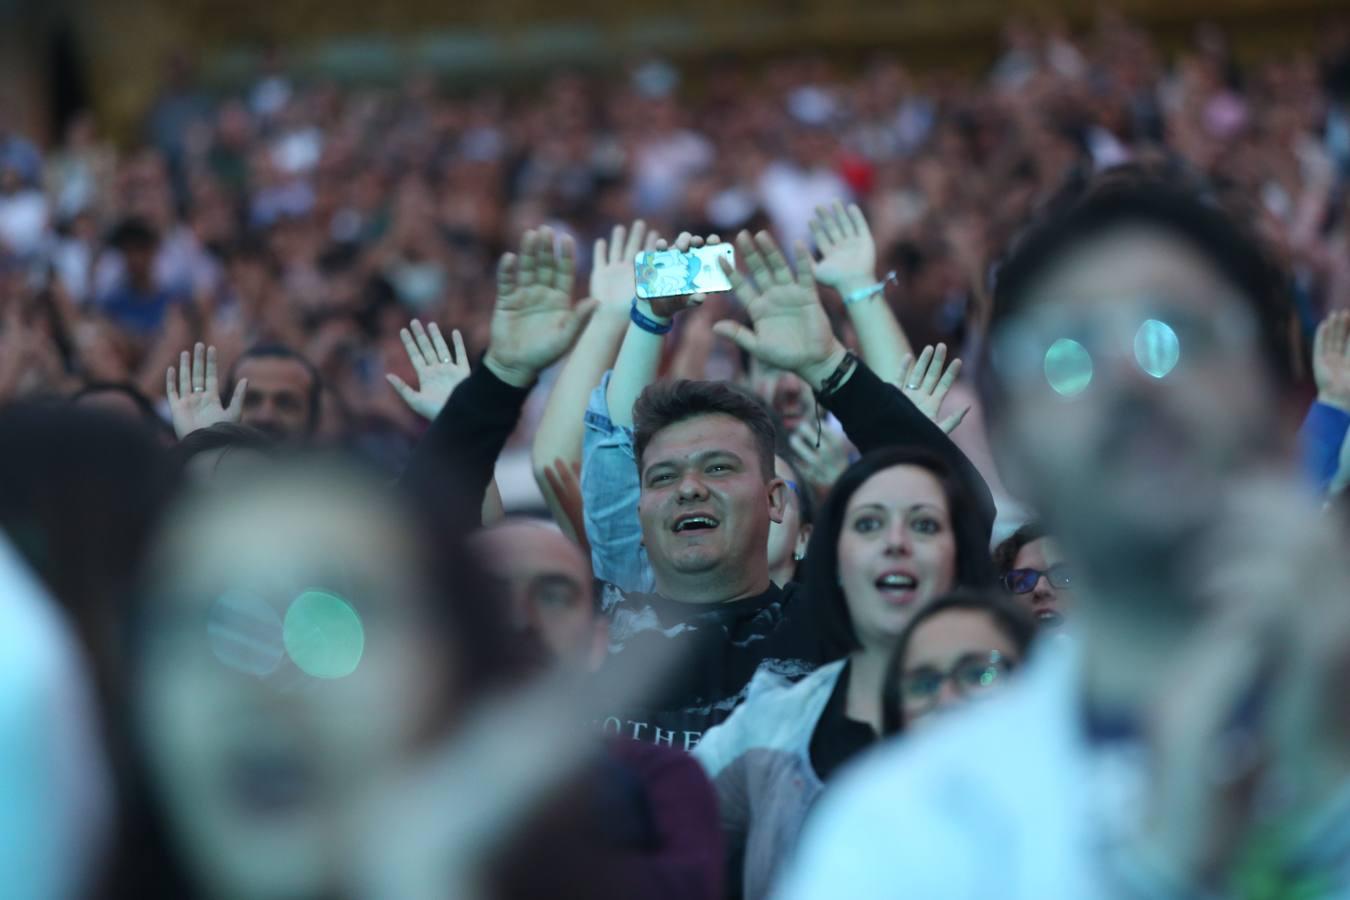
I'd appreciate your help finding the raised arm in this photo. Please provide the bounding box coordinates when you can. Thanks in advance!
[1303,310,1350,495]
[385,318,504,522]
[583,232,719,591]
[531,221,656,541]
[713,230,995,536]
[165,342,246,439]
[401,227,595,521]
[809,201,913,378]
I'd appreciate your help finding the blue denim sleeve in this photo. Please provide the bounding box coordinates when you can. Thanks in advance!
[1299,401,1350,494]
[582,371,655,594]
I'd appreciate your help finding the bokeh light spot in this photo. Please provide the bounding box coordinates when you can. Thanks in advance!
[208,592,284,678]
[1134,319,1180,379]
[283,590,364,679]
[1043,339,1093,397]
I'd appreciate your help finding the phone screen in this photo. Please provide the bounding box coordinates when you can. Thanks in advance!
[634,244,735,300]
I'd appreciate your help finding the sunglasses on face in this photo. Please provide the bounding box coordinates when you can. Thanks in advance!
[1003,564,1072,594]
[901,651,1013,709]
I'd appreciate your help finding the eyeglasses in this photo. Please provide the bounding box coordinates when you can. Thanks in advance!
[1003,564,1072,594]
[988,302,1256,398]
[901,651,1013,709]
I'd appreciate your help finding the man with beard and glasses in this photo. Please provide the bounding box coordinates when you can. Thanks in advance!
[779,167,1350,897]
[421,225,994,751]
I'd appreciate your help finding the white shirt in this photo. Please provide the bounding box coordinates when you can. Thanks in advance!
[0,537,110,900]
[775,638,1350,899]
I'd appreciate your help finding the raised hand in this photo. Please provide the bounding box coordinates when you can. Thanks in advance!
[483,227,598,388]
[788,421,850,498]
[643,232,721,320]
[713,230,846,391]
[809,200,878,298]
[166,342,245,439]
[899,344,970,434]
[591,220,658,309]
[386,319,471,421]
[542,458,589,554]
[1313,310,1350,413]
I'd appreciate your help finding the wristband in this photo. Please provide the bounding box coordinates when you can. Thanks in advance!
[630,299,673,335]
[816,351,859,399]
[843,271,897,306]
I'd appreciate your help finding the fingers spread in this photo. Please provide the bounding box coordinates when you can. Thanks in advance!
[166,366,177,401]
[755,231,793,285]
[921,344,948,393]
[386,372,416,405]
[179,350,191,398]
[554,233,576,294]
[226,377,248,417]
[791,239,816,291]
[429,322,452,363]
[205,344,219,393]
[712,320,758,356]
[451,329,468,368]
[192,342,206,392]
[846,202,871,240]
[608,224,624,265]
[412,319,438,365]
[497,252,519,297]
[400,327,425,369]
[624,221,646,260]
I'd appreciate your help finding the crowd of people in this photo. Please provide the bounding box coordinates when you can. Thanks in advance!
[5,10,1350,900]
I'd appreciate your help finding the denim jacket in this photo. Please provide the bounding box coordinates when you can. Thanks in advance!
[581,371,655,594]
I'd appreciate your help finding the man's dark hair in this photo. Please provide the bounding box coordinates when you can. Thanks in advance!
[881,588,1036,736]
[632,379,778,482]
[108,217,159,251]
[169,422,276,473]
[71,381,173,440]
[226,343,323,434]
[978,164,1294,423]
[992,521,1046,574]
[801,446,998,657]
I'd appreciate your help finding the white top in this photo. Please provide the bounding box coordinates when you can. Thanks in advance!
[774,639,1350,900]
[0,536,110,900]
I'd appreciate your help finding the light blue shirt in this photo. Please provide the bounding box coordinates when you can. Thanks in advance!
[581,370,655,594]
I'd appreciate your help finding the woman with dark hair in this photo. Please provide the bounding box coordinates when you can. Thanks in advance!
[168,421,276,480]
[881,589,1036,736]
[692,445,996,899]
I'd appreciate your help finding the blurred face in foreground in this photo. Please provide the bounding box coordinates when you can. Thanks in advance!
[133,470,451,899]
[472,521,606,672]
[990,226,1277,564]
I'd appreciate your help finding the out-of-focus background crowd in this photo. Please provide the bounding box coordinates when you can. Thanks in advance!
[1,0,1347,503]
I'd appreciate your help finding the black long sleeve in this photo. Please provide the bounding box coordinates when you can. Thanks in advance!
[823,360,996,538]
[400,365,532,525]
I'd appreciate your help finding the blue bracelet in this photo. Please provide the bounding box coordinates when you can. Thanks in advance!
[630,299,673,335]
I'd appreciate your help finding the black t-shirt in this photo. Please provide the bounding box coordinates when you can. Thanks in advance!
[595,581,831,749]
[807,660,877,783]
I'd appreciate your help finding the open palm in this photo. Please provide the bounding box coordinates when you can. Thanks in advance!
[386,319,471,421]
[713,230,840,380]
[809,200,877,292]
[484,227,597,387]
[590,220,657,309]
[1314,310,1350,412]
[166,342,245,439]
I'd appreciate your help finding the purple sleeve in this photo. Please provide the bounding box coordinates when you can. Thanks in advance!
[603,738,725,900]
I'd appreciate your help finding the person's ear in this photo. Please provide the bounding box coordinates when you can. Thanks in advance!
[767,477,788,526]
[794,523,813,561]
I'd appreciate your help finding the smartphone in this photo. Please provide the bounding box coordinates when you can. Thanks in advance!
[634,244,735,300]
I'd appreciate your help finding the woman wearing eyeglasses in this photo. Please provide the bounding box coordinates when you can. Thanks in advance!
[692,446,996,900]
[881,589,1036,733]
[993,522,1074,628]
